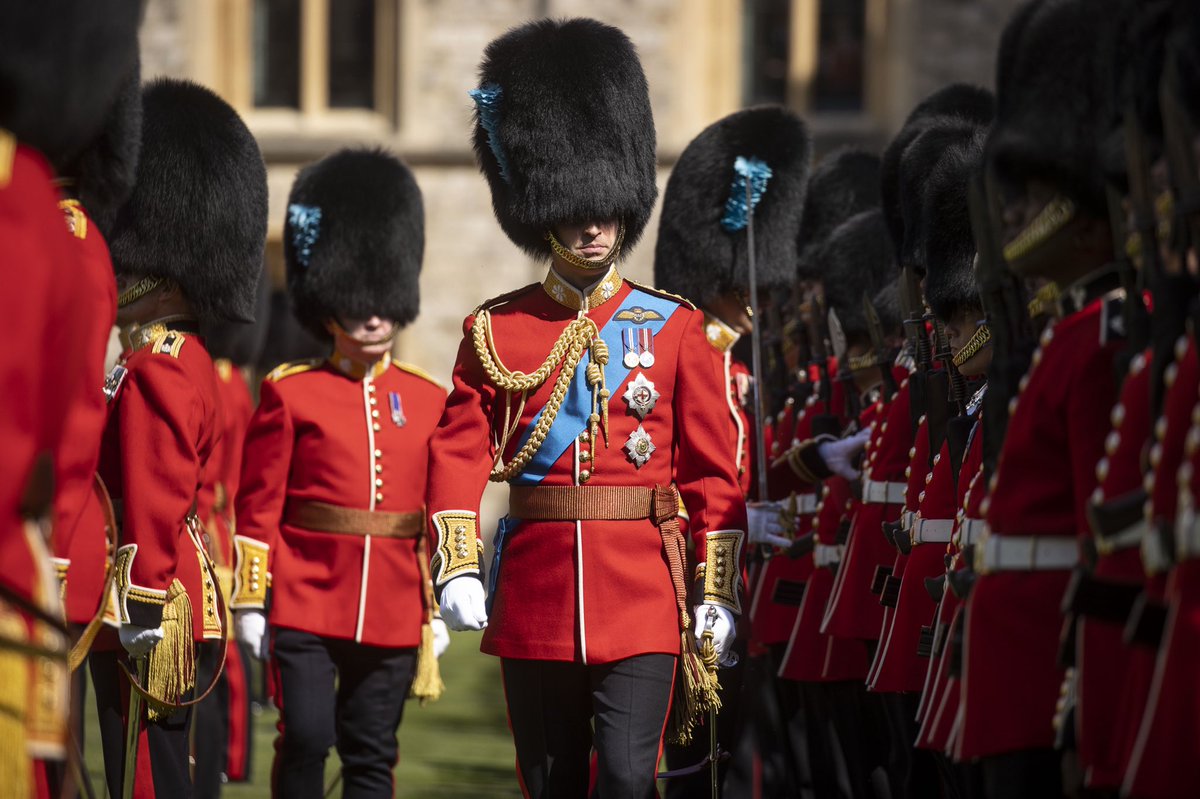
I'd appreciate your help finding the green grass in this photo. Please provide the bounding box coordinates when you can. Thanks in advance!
[82,632,522,797]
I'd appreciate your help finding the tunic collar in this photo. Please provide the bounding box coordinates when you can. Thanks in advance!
[541,264,622,312]
[328,350,391,381]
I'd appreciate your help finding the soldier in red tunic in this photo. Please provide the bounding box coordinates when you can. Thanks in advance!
[0,4,139,793]
[427,18,747,797]
[90,78,268,799]
[652,106,812,797]
[956,2,1130,795]
[230,148,447,799]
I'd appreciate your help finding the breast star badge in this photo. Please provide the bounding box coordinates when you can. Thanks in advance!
[622,373,660,420]
[624,426,656,468]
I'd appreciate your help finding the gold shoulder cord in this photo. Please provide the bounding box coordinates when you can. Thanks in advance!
[472,309,610,482]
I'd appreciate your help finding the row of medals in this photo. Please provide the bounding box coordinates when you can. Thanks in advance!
[620,326,657,468]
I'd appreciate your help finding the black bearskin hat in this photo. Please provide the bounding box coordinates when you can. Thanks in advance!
[1167,0,1200,123]
[987,0,1125,218]
[897,121,986,275]
[54,58,142,238]
[470,17,657,259]
[0,0,141,165]
[285,148,424,340]
[923,131,989,321]
[881,84,995,260]
[654,106,811,306]
[201,265,271,367]
[796,148,881,280]
[820,209,897,339]
[107,78,268,323]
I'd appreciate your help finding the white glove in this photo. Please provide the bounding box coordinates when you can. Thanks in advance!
[747,501,792,549]
[439,577,488,631]
[234,609,269,660]
[118,623,164,658]
[818,426,873,480]
[693,604,737,666]
[431,618,451,658]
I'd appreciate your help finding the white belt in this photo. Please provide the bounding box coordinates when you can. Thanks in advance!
[1095,518,1147,557]
[1173,504,1199,565]
[974,530,1079,573]
[795,494,821,515]
[862,480,906,505]
[911,517,955,545]
[900,509,916,533]
[958,517,986,547]
[815,543,843,568]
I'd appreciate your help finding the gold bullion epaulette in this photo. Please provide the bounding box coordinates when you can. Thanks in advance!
[624,278,697,311]
[266,358,323,383]
[472,282,541,315]
[395,361,447,391]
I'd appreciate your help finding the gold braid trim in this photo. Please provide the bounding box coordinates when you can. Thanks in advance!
[472,310,603,482]
[952,324,992,367]
[145,579,195,722]
[1003,195,1077,265]
[117,276,164,308]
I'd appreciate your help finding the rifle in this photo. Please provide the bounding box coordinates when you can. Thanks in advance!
[970,170,1036,482]
[931,317,972,490]
[863,293,899,399]
[828,308,862,424]
[899,266,930,438]
[805,289,842,437]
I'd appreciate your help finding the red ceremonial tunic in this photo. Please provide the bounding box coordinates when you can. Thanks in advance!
[233,355,445,648]
[52,201,119,626]
[96,324,223,643]
[0,144,91,606]
[918,419,985,752]
[426,267,747,664]
[1071,350,1152,788]
[872,419,954,694]
[751,393,823,647]
[959,290,1124,759]
[823,372,914,640]
[197,360,255,569]
[1122,337,1200,799]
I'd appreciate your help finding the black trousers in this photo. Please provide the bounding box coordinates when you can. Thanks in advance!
[271,627,416,799]
[981,748,1065,799]
[501,654,675,799]
[91,647,198,799]
[662,639,744,798]
[192,642,229,798]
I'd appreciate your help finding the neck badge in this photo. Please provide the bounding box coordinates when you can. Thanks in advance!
[622,327,656,369]
[388,391,406,427]
[622,373,660,420]
[624,425,656,468]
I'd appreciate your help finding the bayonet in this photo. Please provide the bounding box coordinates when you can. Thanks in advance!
[863,292,899,398]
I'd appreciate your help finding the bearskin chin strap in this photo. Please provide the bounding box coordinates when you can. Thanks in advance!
[117,276,164,308]
[545,222,626,271]
[953,323,993,367]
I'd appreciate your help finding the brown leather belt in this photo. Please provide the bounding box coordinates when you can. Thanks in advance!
[508,485,679,524]
[284,500,423,538]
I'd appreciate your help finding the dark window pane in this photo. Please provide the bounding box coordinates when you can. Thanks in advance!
[329,0,375,109]
[744,0,791,106]
[814,0,865,112]
[253,0,300,108]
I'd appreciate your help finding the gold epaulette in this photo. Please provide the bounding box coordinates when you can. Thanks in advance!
[266,358,323,383]
[472,283,540,316]
[624,278,697,311]
[395,361,447,391]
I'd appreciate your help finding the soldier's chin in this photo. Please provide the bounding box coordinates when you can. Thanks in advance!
[956,348,991,378]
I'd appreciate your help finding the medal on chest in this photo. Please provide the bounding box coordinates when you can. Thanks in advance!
[388,391,406,427]
[622,327,655,369]
[625,425,656,468]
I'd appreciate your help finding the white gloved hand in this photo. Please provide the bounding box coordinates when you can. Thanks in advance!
[439,577,489,631]
[818,426,873,480]
[234,609,269,660]
[118,623,164,658]
[747,501,792,549]
[693,604,737,665]
[431,618,451,658]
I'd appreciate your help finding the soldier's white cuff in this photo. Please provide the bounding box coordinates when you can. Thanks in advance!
[695,530,744,614]
[232,535,270,609]
[431,510,483,586]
